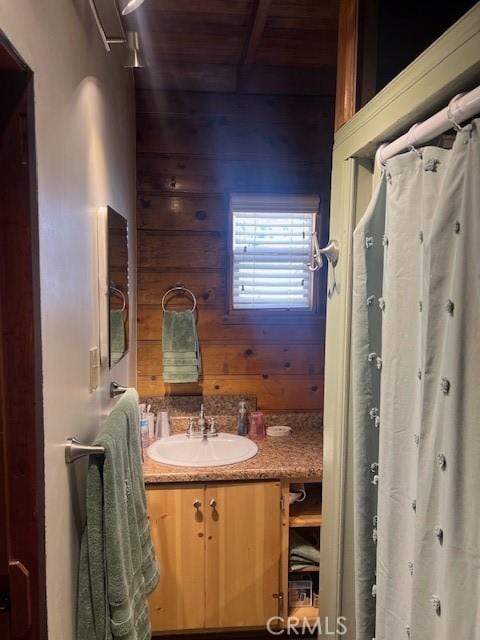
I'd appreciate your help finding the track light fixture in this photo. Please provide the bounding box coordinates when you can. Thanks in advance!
[124,31,144,68]
[88,0,145,67]
[117,0,146,15]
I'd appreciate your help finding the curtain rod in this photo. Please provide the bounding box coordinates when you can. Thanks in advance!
[376,85,480,168]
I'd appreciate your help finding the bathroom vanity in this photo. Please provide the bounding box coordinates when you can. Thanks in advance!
[143,424,322,634]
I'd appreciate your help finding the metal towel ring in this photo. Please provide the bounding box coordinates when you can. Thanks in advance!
[109,283,126,312]
[161,282,197,313]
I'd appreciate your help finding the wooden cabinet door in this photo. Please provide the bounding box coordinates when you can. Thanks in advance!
[205,481,282,629]
[146,484,206,632]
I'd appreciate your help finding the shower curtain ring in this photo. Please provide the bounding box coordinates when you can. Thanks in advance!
[406,123,422,158]
[446,93,468,132]
[376,143,389,171]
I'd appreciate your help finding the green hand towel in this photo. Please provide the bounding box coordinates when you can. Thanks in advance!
[162,310,201,383]
[110,309,126,361]
[162,310,197,352]
[163,352,198,367]
[163,368,201,384]
[77,389,160,640]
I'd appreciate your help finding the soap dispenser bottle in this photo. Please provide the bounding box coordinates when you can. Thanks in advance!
[238,400,248,436]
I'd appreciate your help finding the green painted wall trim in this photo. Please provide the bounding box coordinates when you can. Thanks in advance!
[319,5,480,637]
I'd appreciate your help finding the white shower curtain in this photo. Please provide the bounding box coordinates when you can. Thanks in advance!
[352,118,480,640]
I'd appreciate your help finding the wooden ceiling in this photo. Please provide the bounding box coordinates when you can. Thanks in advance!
[124,0,339,95]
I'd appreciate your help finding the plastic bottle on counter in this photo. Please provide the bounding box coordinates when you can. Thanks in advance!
[238,400,249,436]
[140,411,150,449]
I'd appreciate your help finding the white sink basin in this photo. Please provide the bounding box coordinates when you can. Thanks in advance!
[147,433,258,468]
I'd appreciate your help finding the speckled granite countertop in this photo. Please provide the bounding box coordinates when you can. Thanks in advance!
[143,423,323,483]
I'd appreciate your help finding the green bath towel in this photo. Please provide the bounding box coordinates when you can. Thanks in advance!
[162,310,201,383]
[289,530,320,571]
[77,389,160,640]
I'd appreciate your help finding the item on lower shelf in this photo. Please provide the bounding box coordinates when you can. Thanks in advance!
[289,530,320,571]
[288,579,313,608]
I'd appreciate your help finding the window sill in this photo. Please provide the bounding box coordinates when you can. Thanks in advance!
[222,307,323,325]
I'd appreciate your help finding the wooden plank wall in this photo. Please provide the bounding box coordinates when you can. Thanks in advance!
[136,90,334,411]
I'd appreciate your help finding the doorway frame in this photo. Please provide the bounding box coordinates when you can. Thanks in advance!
[0,32,46,639]
[319,5,480,636]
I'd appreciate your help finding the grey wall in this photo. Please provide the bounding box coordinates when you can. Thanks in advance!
[0,1,136,636]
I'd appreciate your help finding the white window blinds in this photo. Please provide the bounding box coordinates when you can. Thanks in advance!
[231,194,318,310]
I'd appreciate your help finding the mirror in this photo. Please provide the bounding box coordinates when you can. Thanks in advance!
[108,207,129,368]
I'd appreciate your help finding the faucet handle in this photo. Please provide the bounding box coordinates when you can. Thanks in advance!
[208,417,218,436]
[187,417,194,436]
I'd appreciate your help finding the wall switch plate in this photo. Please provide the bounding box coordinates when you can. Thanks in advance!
[89,347,100,393]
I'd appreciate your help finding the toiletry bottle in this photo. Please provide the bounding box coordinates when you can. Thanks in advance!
[140,410,150,448]
[198,403,206,434]
[146,404,155,441]
[238,400,248,436]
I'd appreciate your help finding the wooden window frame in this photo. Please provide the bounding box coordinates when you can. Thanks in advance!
[225,193,324,324]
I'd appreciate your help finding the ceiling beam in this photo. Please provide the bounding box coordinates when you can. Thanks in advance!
[237,0,273,90]
[134,63,337,96]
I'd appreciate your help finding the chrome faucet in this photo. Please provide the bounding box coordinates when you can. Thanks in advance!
[202,418,218,441]
[198,403,206,433]
[186,404,218,439]
[186,417,196,438]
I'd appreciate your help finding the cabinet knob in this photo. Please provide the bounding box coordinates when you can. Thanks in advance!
[193,499,203,522]
[209,498,219,521]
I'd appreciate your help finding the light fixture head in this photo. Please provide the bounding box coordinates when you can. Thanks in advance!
[118,0,146,16]
[124,31,144,68]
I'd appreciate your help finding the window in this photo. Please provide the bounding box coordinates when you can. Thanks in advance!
[230,194,319,311]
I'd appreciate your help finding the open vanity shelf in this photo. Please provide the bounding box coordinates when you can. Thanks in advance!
[282,481,322,626]
[289,489,323,528]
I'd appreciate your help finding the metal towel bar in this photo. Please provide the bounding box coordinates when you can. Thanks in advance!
[65,437,105,464]
[110,381,129,398]
[65,381,129,463]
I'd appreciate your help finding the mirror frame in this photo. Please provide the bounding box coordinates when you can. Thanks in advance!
[107,206,129,368]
